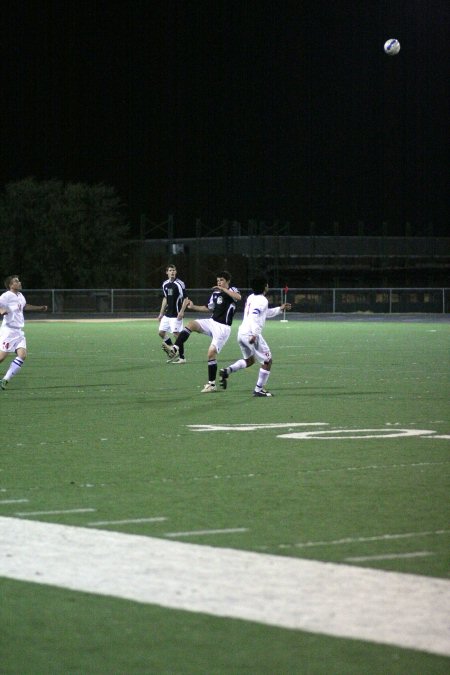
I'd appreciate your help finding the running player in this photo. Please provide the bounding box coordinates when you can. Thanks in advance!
[219,277,291,396]
[0,275,48,390]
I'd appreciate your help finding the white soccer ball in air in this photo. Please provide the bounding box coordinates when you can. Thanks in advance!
[384,39,400,55]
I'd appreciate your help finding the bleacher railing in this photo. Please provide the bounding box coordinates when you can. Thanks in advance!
[23,288,450,314]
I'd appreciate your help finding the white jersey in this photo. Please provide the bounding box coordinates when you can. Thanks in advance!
[238,293,281,338]
[0,291,26,329]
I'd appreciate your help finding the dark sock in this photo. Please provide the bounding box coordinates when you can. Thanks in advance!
[164,338,173,346]
[208,359,217,383]
[175,328,191,358]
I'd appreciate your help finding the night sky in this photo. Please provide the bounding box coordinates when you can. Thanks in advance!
[1,1,449,235]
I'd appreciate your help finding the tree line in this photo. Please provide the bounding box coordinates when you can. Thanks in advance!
[0,178,130,288]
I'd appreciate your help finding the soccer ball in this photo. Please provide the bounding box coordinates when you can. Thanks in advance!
[384,39,400,55]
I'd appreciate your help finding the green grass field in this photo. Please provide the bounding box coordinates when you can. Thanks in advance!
[1,317,449,674]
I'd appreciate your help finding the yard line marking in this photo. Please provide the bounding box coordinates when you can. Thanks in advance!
[276,529,450,549]
[343,461,450,472]
[165,528,249,537]
[15,508,96,516]
[88,517,167,526]
[0,517,449,657]
[188,423,328,432]
[3,460,447,494]
[188,422,448,441]
[345,552,434,562]
[279,428,435,440]
[0,499,29,505]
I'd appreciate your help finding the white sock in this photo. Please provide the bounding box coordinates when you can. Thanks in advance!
[5,357,24,381]
[255,368,270,391]
[229,359,247,373]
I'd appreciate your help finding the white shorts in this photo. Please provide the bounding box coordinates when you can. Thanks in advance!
[195,318,231,354]
[159,316,183,335]
[237,331,272,364]
[0,327,27,353]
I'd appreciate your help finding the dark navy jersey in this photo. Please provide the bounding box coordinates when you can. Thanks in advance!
[208,287,239,326]
[162,278,187,317]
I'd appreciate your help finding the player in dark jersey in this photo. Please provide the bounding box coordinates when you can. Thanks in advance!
[167,271,241,392]
[159,265,190,364]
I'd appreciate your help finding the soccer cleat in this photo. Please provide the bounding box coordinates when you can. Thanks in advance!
[219,368,229,389]
[201,382,216,393]
[161,342,173,356]
[1,379,8,390]
[171,357,186,364]
[253,389,273,397]
[167,345,179,360]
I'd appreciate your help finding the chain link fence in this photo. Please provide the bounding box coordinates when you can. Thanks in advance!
[22,288,450,315]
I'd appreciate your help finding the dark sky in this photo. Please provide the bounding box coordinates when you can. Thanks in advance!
[1,1,449,235]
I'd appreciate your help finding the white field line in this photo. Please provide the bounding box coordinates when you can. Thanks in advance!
[1,460,447,495]
[188,422,328,432]
[42,318,151,323]
[278,429,435,440]
[0,499,29,505]
[14,508,96,516]
[274,529,450,550]
[345,552,434,562]
[171,460,450,484]
[88,517,167,526]
[165,528,249,537]
[0,517,449,657]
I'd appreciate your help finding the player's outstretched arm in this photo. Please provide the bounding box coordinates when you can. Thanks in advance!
[266,303,291,319]
[187,301,209,313]
[24,304,48,312]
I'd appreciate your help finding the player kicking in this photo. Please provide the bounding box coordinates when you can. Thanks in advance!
[219,277,291,397]
[167,271,241,392]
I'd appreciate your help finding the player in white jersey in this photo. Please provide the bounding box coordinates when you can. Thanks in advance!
[219,277,291,397]
[0,275,48,390]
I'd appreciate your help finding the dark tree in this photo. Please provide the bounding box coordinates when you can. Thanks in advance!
[0,178,130,287]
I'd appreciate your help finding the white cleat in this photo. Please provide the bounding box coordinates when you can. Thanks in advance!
[167,345,179,360]
[201,382,216,393]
